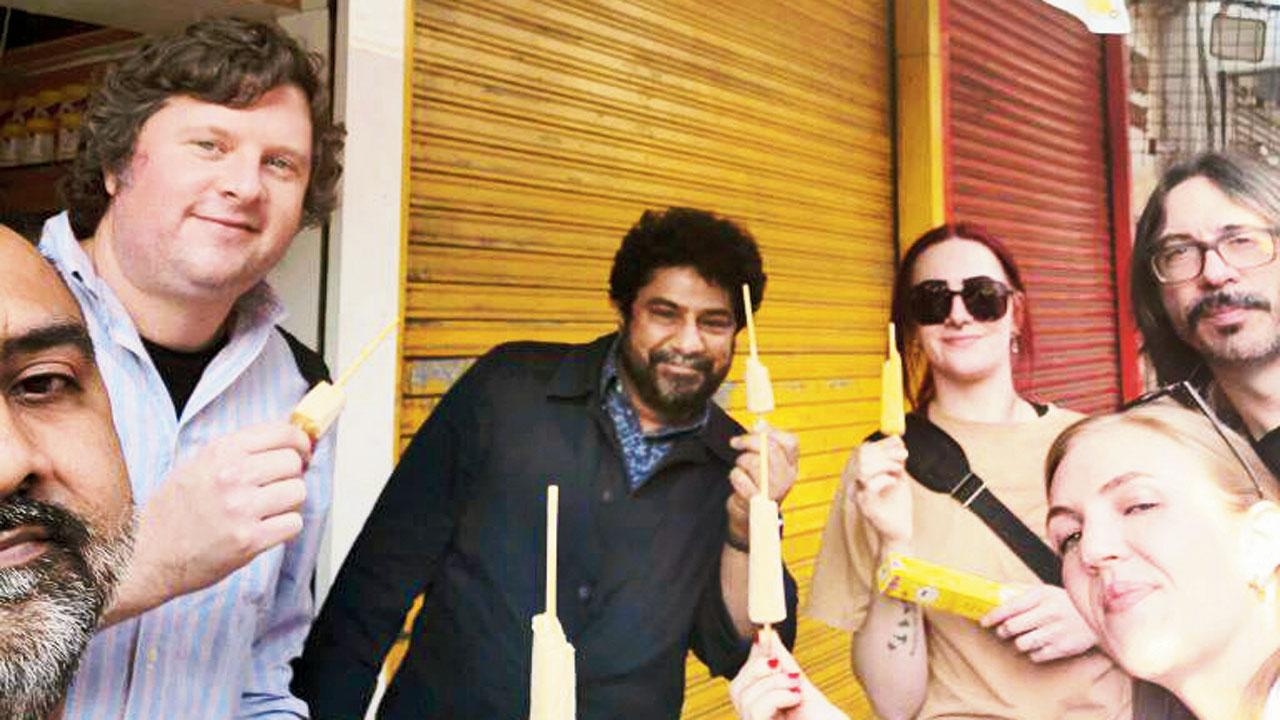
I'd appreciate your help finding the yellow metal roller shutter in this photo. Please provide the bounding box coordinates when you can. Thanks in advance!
[404,2,892,717]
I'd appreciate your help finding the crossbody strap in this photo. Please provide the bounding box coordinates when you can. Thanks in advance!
[874,414,1063,586]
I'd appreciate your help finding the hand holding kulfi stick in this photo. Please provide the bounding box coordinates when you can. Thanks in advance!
[530,485,576,720]
[741,284,787,632]
[290,319,398,440]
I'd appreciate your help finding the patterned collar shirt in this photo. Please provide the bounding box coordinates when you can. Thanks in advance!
[600,341,709,491]
[39,211,336,720]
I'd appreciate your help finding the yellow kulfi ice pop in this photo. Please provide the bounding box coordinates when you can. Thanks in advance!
[880,322,906,436]
[740,284,786,628]
[876,553,1019,621]
[529,485,576,720]
[289,319,398,440]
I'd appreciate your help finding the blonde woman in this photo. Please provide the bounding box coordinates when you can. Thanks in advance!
[1047,400,1280,719]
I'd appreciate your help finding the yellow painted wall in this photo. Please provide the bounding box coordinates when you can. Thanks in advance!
[401,1,895,716]
[895,0,948,250]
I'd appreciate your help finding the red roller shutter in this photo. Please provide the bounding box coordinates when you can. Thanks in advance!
[946,0,1122,413]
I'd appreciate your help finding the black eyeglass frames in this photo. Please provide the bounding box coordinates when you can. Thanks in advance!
[1149,227,1279,284]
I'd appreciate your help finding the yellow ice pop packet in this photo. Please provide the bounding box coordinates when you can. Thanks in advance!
[876,553,1019,621]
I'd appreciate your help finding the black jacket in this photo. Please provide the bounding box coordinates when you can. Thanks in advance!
[293,333,798,719]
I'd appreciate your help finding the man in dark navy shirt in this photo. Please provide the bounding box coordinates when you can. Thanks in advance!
[294,207,800,719]
[1131,152,1280,476]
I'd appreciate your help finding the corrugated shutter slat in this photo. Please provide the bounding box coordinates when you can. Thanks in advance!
[948,0,1121,414]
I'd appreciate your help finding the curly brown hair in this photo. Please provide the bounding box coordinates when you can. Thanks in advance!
[608,207,767,330]
[60,17,345,237]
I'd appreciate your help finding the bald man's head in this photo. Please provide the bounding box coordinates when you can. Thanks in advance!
[0,228,133,720]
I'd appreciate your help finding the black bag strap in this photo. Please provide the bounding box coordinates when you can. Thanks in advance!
[871,412,1062,586]
[276,326,332,389]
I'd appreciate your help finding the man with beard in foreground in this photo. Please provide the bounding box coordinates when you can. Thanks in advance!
[1131,151,1280,477]
[295,207,800,719]
[0,227,133,719]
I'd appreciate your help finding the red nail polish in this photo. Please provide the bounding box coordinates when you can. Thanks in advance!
[790,687,801,693]
[786,672,800,679]
[767,658,779,669]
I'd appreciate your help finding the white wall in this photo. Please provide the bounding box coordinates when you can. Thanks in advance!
[316,0,406,603]
[269,9,331,348]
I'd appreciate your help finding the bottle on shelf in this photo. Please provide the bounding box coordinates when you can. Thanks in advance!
[23,89,62,165]
[1,96,33,168]
[56,83,89,161]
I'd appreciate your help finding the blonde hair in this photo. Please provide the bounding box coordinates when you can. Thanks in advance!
[1045,401,1279,718]
[1046,400,1275,506]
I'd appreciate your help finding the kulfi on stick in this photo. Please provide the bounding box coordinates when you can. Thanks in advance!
[880,322,906,437]
[740,284,787,628]
[288,319,397,440]
[529,485,576,720]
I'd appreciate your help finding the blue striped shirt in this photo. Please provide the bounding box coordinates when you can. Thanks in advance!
[40,212,335,720]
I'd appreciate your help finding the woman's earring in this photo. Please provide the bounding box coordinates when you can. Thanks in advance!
[1011,334,1021,355]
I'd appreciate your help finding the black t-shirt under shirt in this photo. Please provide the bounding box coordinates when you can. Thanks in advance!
[141,335,227,418]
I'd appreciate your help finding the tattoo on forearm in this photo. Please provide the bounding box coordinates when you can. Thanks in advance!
[886,600,919,655]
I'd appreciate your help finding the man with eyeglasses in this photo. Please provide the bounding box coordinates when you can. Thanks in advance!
[1131,151,1280,478]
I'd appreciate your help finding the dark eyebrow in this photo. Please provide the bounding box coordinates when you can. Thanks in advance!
[645,297,679,308]
[2,320,95,363]
[1045,504,1074,525]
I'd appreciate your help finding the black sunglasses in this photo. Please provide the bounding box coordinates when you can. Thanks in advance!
[1122,380,1266,497]
[908,276,1012,326]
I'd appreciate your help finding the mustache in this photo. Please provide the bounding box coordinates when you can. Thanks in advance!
[1186,290,1271,328]
[649,348,713,373]
[0,497,91,554]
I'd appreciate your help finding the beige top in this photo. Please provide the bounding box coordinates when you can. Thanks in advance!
[807,405,1131,720]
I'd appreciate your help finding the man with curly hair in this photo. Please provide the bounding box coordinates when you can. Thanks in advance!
[37,17,344,719]
[295,207,800,719]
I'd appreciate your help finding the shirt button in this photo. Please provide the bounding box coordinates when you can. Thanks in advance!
[601,489,614,503]
[146,647,158,667]
[577,584,592,601]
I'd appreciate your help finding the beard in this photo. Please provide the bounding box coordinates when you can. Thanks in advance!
[0,497,133,720]
[618,325,731,425]
[1181,289,1280,367]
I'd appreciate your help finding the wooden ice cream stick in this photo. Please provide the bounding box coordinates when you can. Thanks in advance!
[741,284,759,359]
[335,319,399,388]
[546,485,559,618]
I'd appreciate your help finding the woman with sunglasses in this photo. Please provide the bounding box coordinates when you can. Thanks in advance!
[1047,402,1280,719]
[796,224,1130,719]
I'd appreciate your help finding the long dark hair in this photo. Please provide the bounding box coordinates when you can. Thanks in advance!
[1132,152,1280,385]
[890,223,1034,409]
